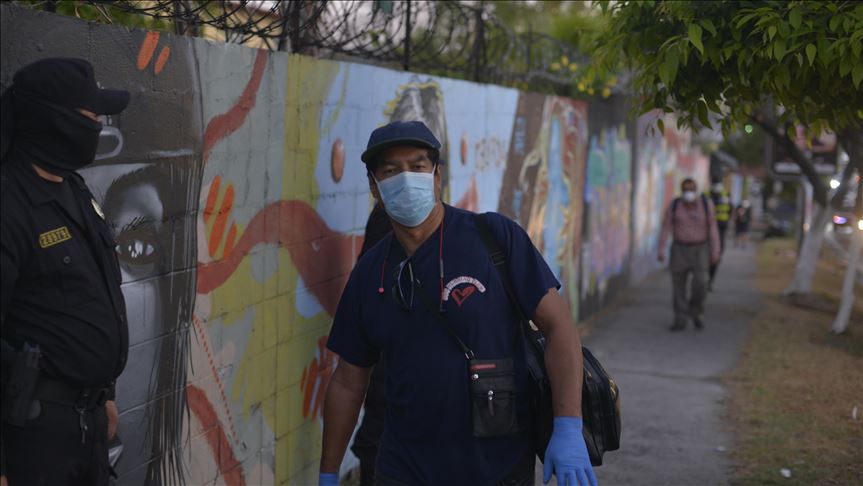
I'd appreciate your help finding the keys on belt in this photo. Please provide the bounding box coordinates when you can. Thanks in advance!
[33,378,112,444]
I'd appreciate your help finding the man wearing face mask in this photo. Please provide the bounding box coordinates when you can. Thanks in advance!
[658,178,721,331]
[1,58,130,485]
[320,121,596,486]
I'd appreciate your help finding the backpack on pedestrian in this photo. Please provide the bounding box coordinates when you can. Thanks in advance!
[474,213,622,466]
[671,194,710,227]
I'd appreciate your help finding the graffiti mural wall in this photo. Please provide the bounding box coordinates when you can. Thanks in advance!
[577,99,633,317]
[629,112,711,282]
[1,6,706,484]
[497,93,588,320]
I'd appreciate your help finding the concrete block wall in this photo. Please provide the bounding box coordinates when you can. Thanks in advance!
[0,5,708,484]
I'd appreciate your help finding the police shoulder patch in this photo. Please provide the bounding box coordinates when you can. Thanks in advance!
[39,226,72,248]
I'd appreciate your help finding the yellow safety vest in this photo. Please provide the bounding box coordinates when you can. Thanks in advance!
[708,191,732,222]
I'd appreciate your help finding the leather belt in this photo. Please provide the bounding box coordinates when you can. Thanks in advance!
[34,376,111,409]
[672,240,707,247]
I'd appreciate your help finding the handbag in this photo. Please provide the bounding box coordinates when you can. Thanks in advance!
[475,213,621,466]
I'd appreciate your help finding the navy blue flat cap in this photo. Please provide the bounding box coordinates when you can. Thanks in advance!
[361,120,442,165]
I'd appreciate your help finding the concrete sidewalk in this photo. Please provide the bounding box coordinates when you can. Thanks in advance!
[538,243,760,485]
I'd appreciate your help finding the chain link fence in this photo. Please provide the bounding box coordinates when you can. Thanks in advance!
[21,0,588,94]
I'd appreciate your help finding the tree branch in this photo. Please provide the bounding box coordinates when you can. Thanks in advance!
[751,113,828,206]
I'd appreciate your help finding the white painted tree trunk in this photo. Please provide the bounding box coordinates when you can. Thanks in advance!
[784,204,830,295]
[832,228,862,334]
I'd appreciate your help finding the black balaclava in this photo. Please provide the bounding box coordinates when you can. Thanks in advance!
[1,58,129,177]
[11,89,102,178]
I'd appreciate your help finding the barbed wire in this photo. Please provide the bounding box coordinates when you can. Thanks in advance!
[30,1,590,93]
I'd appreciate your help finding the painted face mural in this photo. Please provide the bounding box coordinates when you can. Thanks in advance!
[384,77,450,201]
[77,32,202,485]
[0,11,202,484]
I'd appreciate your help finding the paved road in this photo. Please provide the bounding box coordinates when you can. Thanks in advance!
[537,243,759,485]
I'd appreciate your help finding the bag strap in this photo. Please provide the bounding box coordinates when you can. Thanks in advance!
[413,275,476,360]
[474,213,530,324]
[700,194,710,233]
[474,213,550,387]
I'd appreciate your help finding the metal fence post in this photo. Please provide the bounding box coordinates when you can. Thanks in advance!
[472,5,485,82]
[404,0,412,71]
[290,1,301,53]
[277,0,290,52]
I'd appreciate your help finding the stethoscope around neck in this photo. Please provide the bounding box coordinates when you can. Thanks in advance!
[377,208,446,313]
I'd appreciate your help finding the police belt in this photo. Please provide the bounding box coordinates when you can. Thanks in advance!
[33,376,112,410]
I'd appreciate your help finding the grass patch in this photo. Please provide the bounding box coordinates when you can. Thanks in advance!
[727,238,863,485]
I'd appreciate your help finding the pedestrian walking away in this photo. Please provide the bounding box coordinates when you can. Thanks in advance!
[1,58,131,486]
[733,200,752,248]
[707,181,731,290]
[319,121,597,486]
[658,178,721,331]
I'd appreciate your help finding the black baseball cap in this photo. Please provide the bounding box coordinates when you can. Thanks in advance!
[12,58,130,115]
[361,120,442,165]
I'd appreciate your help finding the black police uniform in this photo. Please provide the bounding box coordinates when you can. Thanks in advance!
[1,154,129,485]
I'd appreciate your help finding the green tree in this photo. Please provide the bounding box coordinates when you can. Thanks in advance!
[489,0,603,52]
[14,1,173,32]
[489,1,614,97]
[490,0,571,36]
[587,0,863,310]
[720,124,768,172]
[549,1,608,56]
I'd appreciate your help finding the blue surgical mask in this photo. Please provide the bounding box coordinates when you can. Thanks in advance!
[374,169,437,227]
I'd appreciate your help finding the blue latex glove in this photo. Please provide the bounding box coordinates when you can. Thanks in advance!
[543,417,598,486]
[319,472,339,486]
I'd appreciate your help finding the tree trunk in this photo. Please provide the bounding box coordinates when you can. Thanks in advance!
[752,115,828,295]
[753,116,861,296]
[785,155,859,295]
[832,227,861,334]
[785,203,829,295]
[832,129,863,333]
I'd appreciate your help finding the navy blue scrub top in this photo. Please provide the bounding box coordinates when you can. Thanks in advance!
[327,204,559,485]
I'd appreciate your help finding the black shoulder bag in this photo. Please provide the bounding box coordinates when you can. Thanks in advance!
[474,213,621,466]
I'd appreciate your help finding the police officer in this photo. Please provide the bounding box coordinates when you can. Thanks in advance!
[707,181,731,290]
[319,121,597,486]
[1,58,130,486]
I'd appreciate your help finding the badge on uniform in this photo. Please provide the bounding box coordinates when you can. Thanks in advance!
[91,198,105,220]
[38,226,72,248]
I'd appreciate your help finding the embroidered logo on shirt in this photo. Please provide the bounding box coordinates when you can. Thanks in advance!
[38,226,72,248]
[442,276,486,307]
